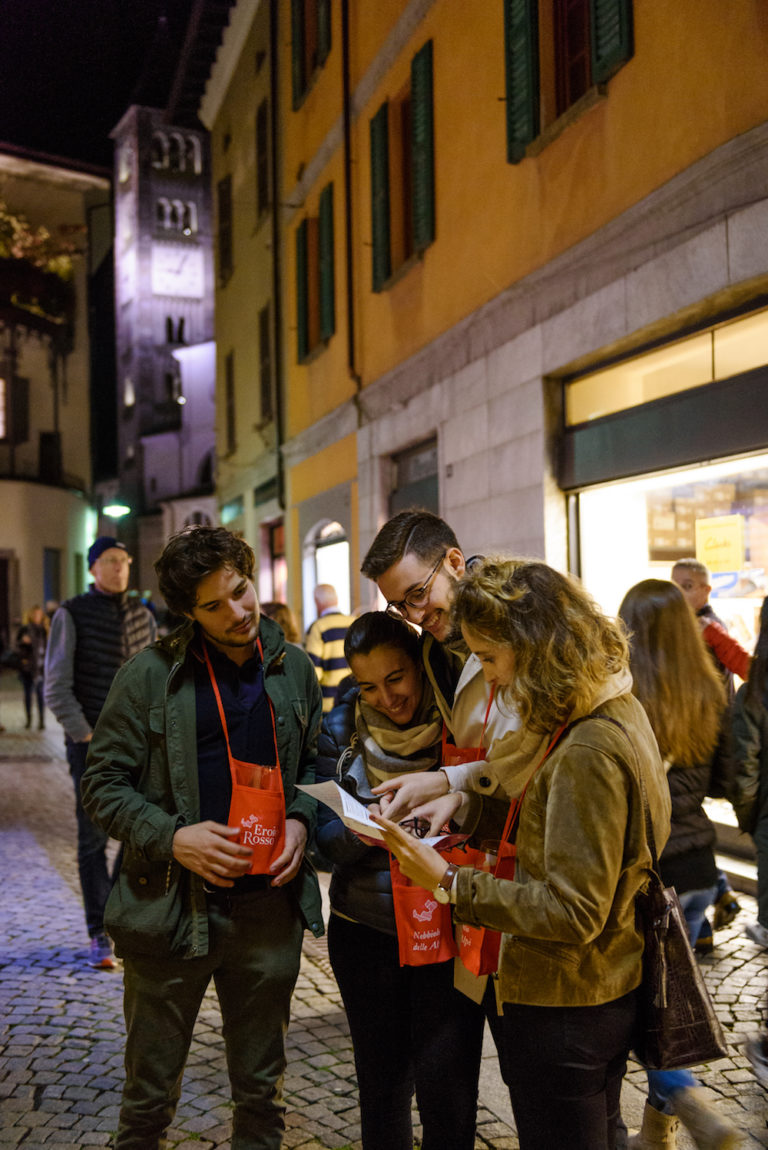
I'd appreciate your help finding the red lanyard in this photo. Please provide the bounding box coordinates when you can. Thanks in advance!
[201,638,280,778]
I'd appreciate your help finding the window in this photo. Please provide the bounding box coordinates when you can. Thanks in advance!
[370,40,434,292]
[258,304,273,421]
[291,0,331,109]
[504,0,633,163]
[256,99,270,217]
[217,175,233,284]
[296,182,335,361]
[224,351,236,454]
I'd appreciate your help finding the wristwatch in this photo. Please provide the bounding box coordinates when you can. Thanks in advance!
[433,862,458,904]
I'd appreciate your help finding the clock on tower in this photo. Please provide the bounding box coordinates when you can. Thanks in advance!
[151,243,205,298]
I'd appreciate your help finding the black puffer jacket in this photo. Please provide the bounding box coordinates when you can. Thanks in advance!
[315,684,397,935]
[658,756,718,895]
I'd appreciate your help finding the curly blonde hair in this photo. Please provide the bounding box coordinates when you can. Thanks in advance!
[453,558,629,733]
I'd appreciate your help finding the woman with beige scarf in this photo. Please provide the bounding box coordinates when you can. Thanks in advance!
[373,558,672,1150]
[314,611,486,1150]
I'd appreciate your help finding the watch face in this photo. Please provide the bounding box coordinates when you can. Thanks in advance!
[433,885,450,904]
[152,244,204,298]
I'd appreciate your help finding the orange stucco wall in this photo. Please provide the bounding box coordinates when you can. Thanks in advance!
[282,0,768,427]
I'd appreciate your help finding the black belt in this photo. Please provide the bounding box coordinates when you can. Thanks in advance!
[203,875,273,903]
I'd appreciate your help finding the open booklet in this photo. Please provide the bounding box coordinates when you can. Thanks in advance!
[296,780,465,848]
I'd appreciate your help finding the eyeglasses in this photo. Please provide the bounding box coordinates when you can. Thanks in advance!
[385,552,446,620]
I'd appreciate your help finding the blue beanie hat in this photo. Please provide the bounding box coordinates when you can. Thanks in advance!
[88,536,127,568]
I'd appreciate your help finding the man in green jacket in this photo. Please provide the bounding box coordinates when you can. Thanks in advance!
[82,526,323,1150]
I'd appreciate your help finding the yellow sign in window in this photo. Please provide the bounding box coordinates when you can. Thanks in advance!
[695,514,745,574]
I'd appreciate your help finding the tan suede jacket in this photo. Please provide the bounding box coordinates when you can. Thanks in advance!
[454,693,671,1007]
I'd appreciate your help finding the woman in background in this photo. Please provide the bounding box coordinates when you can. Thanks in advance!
[619,579,740,1150]
[16,605,48,730]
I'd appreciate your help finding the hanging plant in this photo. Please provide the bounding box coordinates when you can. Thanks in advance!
[0,199,81,282]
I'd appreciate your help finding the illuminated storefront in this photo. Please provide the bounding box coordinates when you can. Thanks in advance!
[561,305,768,651]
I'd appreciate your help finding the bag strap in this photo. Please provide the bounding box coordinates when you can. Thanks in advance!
[441,683,496,758]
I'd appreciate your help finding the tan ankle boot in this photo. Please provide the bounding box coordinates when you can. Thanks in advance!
[628,1101,679,1148]
[672,1087,742,1150]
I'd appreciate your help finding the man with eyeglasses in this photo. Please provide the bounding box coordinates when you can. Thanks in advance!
[45,536,156,969]
[360,509,519,819]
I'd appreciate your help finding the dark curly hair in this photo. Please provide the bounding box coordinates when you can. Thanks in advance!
[154,526,255,617]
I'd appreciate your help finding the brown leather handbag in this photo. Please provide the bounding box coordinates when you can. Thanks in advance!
[632,795,729,1070]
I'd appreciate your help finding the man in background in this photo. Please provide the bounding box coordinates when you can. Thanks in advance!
[44,536,156,969]
[305,583,355,712]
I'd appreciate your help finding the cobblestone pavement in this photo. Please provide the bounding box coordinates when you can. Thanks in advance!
[1,673,767,1148]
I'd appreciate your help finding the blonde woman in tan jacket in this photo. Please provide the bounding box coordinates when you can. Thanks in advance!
[375,558,671,1150]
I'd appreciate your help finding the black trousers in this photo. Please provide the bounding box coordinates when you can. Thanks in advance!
[502,990,638,1150]
[328,913,485,1150]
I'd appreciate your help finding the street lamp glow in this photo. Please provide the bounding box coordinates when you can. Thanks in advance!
[103,503,131,519]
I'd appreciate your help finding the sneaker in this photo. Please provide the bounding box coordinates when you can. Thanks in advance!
[88,932,117,969]
[745,920,768,949]
[713,890,741,931]
[695,918,714,954]
[745,1036,768,1088]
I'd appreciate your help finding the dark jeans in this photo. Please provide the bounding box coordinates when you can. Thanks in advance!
[328,913,485,1150]
[67,738,112,938]
[20,674,44,724]
[118,887,303,1150]
[502,990,638,1150]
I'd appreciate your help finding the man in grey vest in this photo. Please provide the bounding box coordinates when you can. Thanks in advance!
[44,536,156,968]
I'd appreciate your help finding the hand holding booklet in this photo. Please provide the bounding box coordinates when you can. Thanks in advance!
[296,780,464,848]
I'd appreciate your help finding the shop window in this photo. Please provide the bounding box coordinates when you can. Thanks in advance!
[370,40,434,292]
[43,547,61,606]
[577,453,768,654]
[296,182,335,361]
[224,350,236,454]
[258,304,273,422]
[217,175,233,284]
[291,0,331,109]
[256,99,270,217]
[504,0,633,164]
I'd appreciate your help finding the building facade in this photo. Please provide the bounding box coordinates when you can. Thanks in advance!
[188,0,768,644]
[0,147,111,645]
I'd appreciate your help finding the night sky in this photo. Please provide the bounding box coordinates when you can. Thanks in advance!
[0,0,193,169]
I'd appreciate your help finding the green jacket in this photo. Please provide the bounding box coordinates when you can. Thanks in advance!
[455,694,671,1007]
[81,616,324,959]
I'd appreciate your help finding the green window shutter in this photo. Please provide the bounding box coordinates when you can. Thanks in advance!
[291,0,305,110]
[318,183,335,341]
[411,39,435,253]
[590,0,633,83]
[370,103,391,292]
[296,219,309,361]
[317,0,331,67]
[503,0,539,165]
